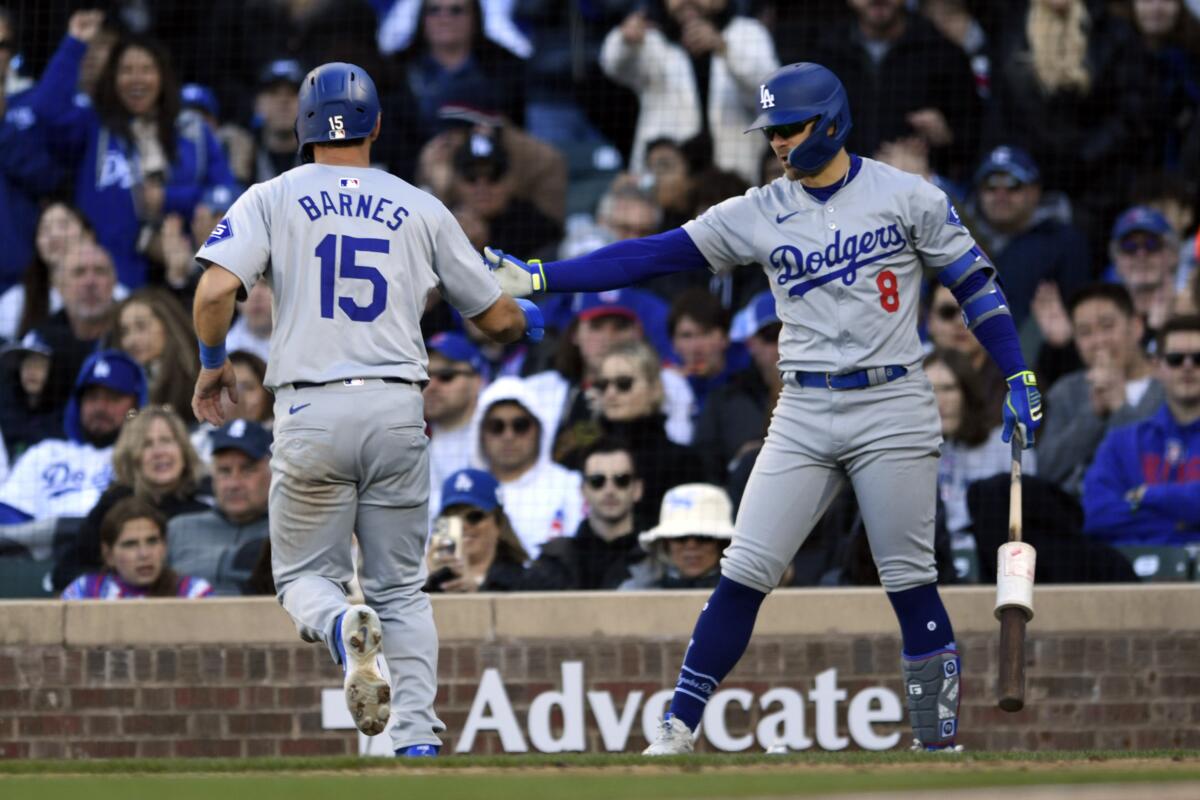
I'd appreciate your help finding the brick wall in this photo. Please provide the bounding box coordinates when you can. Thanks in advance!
[1,589,1198,758]
[3,630,1199,758]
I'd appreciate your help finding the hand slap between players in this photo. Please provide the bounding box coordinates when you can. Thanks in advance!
[484,247,545,297]
[191,362,239,426]
[1002,370,1042,448]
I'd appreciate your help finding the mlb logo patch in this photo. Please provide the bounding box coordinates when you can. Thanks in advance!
[205,218,234,247]
[340,178,360,189]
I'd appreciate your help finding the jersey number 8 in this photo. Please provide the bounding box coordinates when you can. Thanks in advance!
[316,234,389,323]
[876,270,900,313]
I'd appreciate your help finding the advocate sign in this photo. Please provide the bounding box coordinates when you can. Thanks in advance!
[323,660,904,755]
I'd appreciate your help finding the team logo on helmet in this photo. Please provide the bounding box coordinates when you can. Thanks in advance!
[759,84,776,109]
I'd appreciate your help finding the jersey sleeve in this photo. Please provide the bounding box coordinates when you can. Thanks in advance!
[909,178,978,269]
[194,182,272,298]
[431,206,502,319]
[682,192,759,275]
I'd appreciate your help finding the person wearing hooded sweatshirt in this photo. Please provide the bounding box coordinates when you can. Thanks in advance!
[0,349,146,525]
[471,376,583,558]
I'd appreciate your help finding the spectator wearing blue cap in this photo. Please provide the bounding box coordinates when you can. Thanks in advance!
[0,350,145,528]
[968,146,1091,338]
[694,291,783,482]
[424,468,529,592]
[252,59,304,182]
[424,331,488,510]
[1108,205,1180,338]
[0,331,63,463]
[52,404,210,591]
[168,419,272,595]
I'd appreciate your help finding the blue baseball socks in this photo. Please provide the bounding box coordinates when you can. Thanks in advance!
[887,582,961,749]
[667,577,768,731]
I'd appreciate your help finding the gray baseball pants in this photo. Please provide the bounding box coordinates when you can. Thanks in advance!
[723,369,943,593]
[269,379,444,750]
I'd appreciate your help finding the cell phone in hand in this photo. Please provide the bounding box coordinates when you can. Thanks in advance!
[431,515,464,559]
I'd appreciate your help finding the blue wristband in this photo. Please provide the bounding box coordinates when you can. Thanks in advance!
[198,339,227,369]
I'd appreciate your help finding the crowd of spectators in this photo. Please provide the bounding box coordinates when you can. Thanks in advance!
[0,0,1199,599]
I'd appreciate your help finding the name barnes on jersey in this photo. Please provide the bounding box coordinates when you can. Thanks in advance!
[769,224,907,298]
[297,189,411,231]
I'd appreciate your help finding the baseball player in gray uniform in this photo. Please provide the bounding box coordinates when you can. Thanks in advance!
[488,63,1042,753]
[191,63,541,756]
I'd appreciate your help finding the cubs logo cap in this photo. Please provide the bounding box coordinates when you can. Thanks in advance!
[1111,205,1172,242]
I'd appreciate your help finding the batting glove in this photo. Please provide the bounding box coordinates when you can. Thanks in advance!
[515,298,544,343]
[1002,370,1042,448]
[484,247,546,298]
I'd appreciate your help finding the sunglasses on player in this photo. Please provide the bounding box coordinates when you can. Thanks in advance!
[594,375,637,394]
[1163,351,1200,368]
[761,119,814,142]
[483,416,535,436]
[584,472,634,490]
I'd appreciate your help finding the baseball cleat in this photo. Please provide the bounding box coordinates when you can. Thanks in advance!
[911,738,965,752]
[341,605,391,736]
[397,744,440,757]
[642,713,695,755]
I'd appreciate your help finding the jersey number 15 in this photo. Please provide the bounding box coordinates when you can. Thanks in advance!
[316,234,388,322]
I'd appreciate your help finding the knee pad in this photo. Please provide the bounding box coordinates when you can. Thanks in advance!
[902,648,960,749]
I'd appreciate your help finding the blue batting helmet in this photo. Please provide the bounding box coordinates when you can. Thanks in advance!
[295,62,380,163]
[745,63,852,173]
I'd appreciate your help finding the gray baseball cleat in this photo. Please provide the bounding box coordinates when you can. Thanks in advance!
[643,713,695,755]
[341,605,391,736]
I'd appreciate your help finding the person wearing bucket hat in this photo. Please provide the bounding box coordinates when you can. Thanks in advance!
[620,483,735,590]
[0,350,146,525]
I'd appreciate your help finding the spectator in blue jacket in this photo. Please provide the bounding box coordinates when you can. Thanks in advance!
[29,15,237,288]
[0,9,64,293]
[1083,314,1200,545]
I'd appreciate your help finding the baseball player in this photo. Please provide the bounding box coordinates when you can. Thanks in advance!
[190,63,542,756]
[488,63,1042,753]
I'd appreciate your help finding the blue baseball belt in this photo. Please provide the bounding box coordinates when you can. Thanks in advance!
[786,365,908,391]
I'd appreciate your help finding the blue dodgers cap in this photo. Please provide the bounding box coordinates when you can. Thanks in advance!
[210,418,273,460]
[426,331,487,374]
[729,290,779,343]
[258,58,305,88]
[64,350,148,443]
[440,469,500,513]
[973,145,1040,186]
[1111,206,1172,241]
[571,290,638,323]
[181,83,219,118]
[197,184,241,214]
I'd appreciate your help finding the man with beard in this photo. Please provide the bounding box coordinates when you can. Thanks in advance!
[487,62,1041,753]
[0,349,146,523]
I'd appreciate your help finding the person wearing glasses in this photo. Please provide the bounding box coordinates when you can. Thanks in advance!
[1107,206,1182,341]
[621,483,734,590]
[523,438,646,591]
[968,146,1090,334]
[424,331,488,512]
[1082,315,1200,545]
[471,376,583,557]
[424,468,529,592]
[924,283,1007,418]
[1038,283,1164,496]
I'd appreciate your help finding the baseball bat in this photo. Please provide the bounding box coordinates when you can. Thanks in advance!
[997,432,1026,712]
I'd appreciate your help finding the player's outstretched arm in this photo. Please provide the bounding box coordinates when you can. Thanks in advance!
[484,228,711,296]
[472,294,543,345]
[191,265,242,425]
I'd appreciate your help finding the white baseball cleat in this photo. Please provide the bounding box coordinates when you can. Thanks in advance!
[642,714,695,755]
[910,738,965,753]
[341,605,391,736]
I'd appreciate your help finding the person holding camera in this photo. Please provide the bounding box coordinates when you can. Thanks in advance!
[424,468,529,593]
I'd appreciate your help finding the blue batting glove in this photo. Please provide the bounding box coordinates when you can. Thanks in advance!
[484,246,546,297]
[515,298,544,343]
[1002,370,1042,448]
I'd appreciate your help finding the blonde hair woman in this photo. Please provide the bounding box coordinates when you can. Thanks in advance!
[1027,0,1092,92]
[52,406,210,591]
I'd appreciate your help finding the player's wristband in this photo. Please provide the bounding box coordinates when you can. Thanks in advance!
[198,339,227,369]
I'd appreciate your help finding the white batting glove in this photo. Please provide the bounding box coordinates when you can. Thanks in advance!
[484,247,545,298]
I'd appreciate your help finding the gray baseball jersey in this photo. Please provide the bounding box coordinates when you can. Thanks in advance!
[196,163,501,390]
[684,158,975,375]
